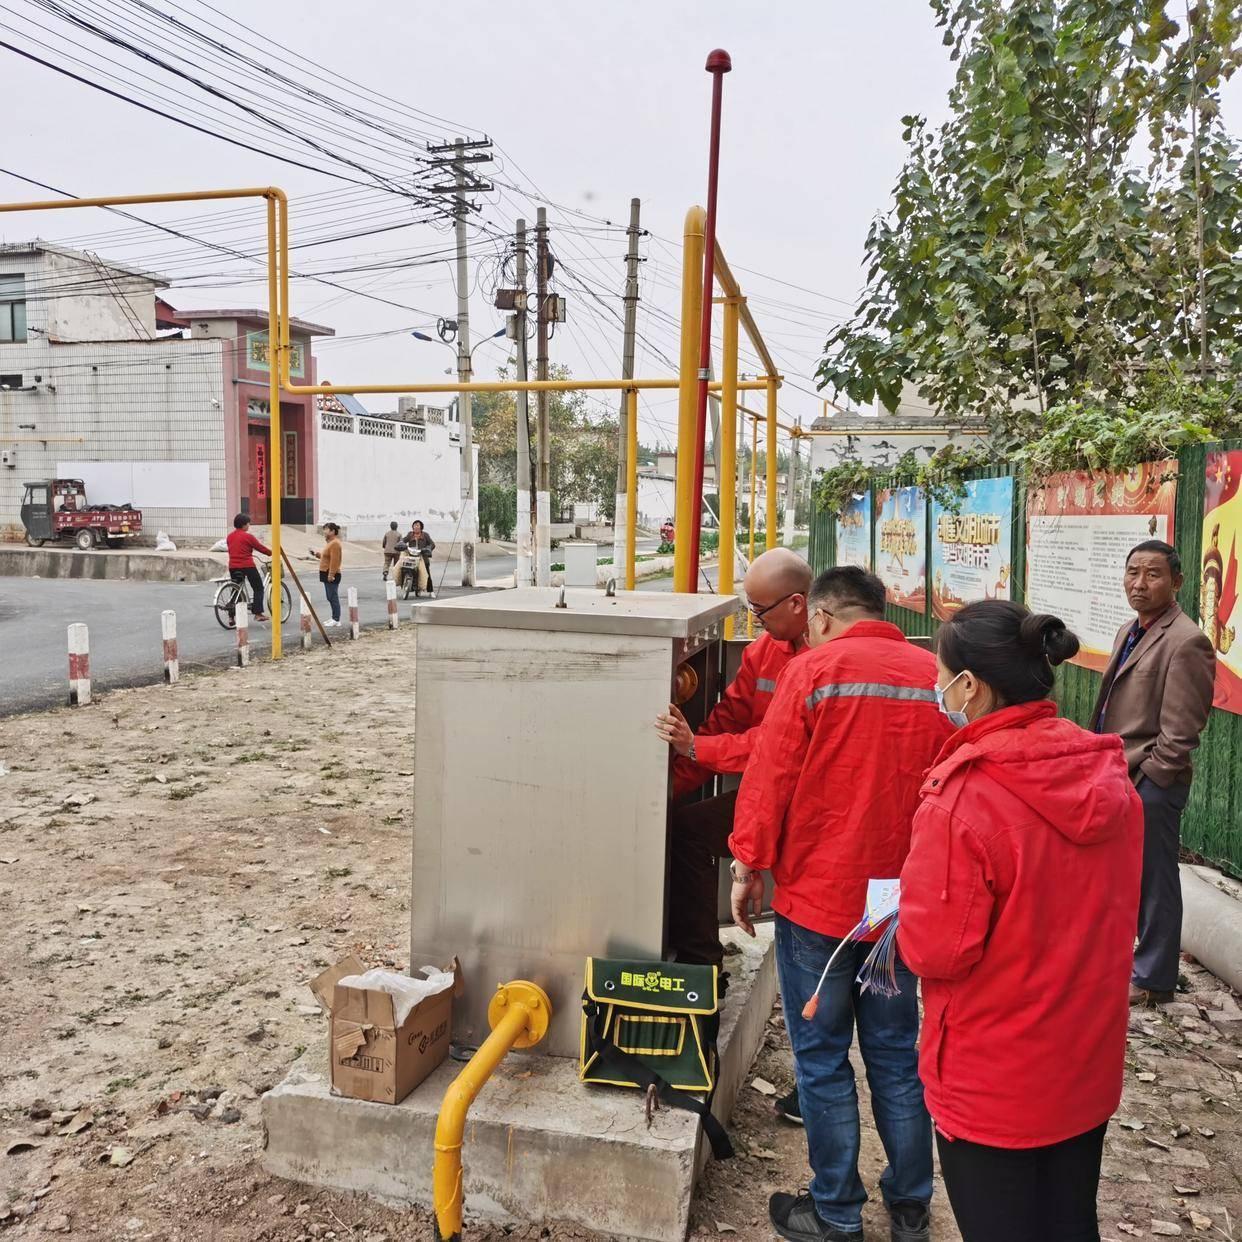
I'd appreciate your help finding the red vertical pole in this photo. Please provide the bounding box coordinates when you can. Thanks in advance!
[687,48,732,592]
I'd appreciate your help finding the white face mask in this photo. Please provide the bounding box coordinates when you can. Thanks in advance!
[935,670,971,729]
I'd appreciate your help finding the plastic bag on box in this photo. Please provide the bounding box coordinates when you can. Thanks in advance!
[336,965,454,1027]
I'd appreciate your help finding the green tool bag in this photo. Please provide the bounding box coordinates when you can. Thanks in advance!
[580,958,733,1159]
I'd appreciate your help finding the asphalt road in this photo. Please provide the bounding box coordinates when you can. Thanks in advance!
[0,546,698,717]
[0,566,473,717]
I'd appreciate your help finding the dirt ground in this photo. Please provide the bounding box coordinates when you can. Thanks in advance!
[1,627,1239,1241]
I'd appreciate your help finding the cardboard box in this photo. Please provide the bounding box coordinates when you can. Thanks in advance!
[310,955,458,1105]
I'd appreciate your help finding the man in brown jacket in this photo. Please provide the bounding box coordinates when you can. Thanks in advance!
[1092,540,1215,1005]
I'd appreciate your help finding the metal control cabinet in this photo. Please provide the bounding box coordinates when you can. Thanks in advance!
[409,588,736,1057]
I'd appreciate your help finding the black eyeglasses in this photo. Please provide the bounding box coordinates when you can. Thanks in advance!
[748,591,801,619]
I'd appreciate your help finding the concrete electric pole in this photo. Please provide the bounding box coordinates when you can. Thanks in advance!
[428,136,494,587]
[514,219,533,586]
[613,198,641,576]
[535,207,552,586]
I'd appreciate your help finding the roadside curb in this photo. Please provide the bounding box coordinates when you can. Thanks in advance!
[1181,863,1242,994]
[0,547,223,583]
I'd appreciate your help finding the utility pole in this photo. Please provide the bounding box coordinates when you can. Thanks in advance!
[535,207,552,587]
[428,136,493,587]
[613,198,641,577]
[783,435,798,547]
[514,219,533,586]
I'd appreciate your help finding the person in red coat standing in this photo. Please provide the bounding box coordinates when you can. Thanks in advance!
[898,601,1143,1242]
[730,566,952,1242]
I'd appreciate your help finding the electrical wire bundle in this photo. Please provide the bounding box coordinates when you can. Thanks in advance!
[801,880,901,1020]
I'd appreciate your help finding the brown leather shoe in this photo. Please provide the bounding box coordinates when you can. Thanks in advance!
[1130,984,1176,1006]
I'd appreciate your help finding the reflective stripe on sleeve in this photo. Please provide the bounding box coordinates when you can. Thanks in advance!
[806,682,938,710]
[755,678,778,693]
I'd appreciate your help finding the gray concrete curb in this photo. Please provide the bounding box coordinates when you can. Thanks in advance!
[1180,864,1242,994]
[0,547,223,582]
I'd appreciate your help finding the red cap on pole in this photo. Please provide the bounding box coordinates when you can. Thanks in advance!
[705,49,733,73]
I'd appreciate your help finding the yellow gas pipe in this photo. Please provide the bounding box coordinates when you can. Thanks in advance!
[432,981,552,1242]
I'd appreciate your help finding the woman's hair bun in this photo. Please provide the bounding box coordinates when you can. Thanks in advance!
[1019,612,1080,667]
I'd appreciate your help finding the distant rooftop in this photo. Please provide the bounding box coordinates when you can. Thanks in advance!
[179,307,335,337]
[0,240,168,287]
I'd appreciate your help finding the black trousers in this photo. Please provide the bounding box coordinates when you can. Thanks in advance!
[667,789,736,969]
[936,1122,1108,1242]
[230,566,265,615]
[1133,775,1190,993]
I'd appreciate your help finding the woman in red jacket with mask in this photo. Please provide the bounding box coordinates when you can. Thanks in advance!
[898,601,1143,1242]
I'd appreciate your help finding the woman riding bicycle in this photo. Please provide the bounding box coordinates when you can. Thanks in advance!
[225,514,270,623]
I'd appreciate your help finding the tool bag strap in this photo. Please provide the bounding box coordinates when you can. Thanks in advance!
[583,1000,733,1160]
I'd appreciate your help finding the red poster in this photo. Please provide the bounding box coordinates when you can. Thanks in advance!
[1201,450,1242,713]
[255,442,268,500]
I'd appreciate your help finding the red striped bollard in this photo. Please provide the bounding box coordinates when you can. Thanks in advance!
[236,601,250,667]
[300,594,313,649]
[68,623,91,705]
[386,579,398,630]
[161,610,179,684]
[348,587,360,639]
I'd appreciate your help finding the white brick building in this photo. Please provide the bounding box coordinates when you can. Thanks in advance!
[0,242,228,541]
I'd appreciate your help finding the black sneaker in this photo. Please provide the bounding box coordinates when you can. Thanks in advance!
[889,1200,930,1242]
[775,1088,804,1126]
[769,1191,861,1242]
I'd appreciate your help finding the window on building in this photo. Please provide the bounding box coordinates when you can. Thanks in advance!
[0,275,27,344]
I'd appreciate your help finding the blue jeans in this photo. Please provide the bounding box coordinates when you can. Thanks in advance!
[775,914,932,1233]
[321,572,341,622]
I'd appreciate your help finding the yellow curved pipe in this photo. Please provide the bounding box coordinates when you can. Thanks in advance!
[433,981,552,1242]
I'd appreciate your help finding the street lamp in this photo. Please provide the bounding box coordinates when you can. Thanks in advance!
[412,326,508,365]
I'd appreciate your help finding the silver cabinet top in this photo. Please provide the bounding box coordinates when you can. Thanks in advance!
[412,587,738,638]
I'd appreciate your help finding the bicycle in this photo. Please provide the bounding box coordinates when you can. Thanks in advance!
[211,558,293,630]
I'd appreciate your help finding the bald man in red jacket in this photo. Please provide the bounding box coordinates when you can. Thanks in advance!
[655,548,811,970]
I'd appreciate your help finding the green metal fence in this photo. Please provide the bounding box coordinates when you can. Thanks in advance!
[808,449,1241,876]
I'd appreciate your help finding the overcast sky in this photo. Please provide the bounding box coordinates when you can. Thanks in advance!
[2,1,1237,457]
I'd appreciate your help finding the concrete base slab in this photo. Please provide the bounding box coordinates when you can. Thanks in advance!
[263,925,776,1241]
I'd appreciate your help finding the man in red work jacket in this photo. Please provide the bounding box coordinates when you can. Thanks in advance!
[730,566,951,1242]
[654,548,811,971]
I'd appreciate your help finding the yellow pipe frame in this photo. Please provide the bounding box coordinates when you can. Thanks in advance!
[719,298,739,637]
[748,416,758,638]
[1,187,787,607]
[765,376,779,550]
[625,388,639,591]
[433,981,551,1241]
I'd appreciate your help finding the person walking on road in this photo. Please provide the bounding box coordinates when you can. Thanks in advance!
[898,601,1143,1242]
[730,566,951,1242]
[311,522,344,626]
[381,521,403,580]
[225,513,270,624]
[1091,540,1215,1006]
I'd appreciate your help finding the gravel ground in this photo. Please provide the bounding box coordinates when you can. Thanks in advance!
[0,625,1237,1241]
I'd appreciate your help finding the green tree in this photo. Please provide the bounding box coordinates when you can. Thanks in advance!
[819,0,1242,423]
[470,366,619,519]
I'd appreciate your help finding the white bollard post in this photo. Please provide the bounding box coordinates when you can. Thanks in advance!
[386,579,398,630]
[68,623,91,706]
[161,609,179,684]
[236,601,250,667]
[300,594,313,649]
[348,587,360,640]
